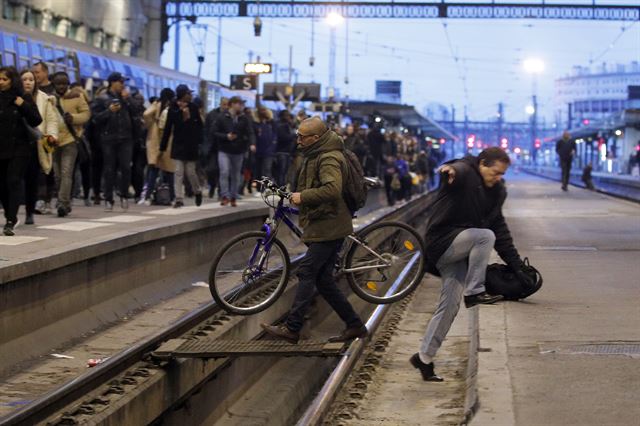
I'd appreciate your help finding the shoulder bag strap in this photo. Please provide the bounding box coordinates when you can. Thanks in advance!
[55,97,79,141]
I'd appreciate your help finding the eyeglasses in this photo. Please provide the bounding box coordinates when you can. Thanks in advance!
[296,132,314,139]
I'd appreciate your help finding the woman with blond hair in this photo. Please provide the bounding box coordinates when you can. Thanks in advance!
[20,68,59,225]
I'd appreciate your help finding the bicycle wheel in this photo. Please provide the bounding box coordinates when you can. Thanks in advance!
[345,221,425,304]
[209,231,290,315]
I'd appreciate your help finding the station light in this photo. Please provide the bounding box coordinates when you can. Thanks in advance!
[615,129,623,136]
[525,105,535,115]
[466,134,475,148]
[500,137,508,149]
[244,63,272,74]
[582,119,590,125]
[374,116,382,123]
[326,12,344,27]
[514,147,522,154]
[439,138,446,144]
[534,139,541,149]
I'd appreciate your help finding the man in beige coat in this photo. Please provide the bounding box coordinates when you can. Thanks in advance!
[52,72,90,217]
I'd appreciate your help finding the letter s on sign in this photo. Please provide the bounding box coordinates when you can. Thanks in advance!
[243,77,252,90]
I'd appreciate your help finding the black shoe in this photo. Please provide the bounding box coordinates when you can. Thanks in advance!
[57,206,68,217]
[561,185,568,191]
[410,354,444,382]
[261,323,300,344]
[173,200,184,209]
[195,192,203,207]
[3,222,15,236]
[25,214,34,225]
[464,292,503,308]
[328,324,368,342]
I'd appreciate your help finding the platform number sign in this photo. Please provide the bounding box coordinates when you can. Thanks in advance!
[231,74,257,91]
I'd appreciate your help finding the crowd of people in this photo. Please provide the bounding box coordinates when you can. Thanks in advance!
[0,62,444,236]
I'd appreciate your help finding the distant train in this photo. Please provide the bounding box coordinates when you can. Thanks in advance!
[0,18,255,109]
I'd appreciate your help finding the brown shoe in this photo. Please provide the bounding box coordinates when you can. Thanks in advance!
[261,323,299,344]
[328,324,368,342]
[230,198,237,207]
[220,197,229,206]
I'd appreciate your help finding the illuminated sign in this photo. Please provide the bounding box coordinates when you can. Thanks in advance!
[230,74,257,90]
[244,63,273,74]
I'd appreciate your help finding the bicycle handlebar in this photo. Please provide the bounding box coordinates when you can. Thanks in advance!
[254,177,292,200]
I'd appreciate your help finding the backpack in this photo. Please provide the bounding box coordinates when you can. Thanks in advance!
[340,149,368,216]
[314,149,368,216]
[485,258,543,300]
[153,183,172,206]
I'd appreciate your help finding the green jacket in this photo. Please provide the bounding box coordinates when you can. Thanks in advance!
[297,130,354,243]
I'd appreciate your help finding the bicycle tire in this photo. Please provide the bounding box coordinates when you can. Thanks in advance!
[345,220,425,304]
[209,231,291,315]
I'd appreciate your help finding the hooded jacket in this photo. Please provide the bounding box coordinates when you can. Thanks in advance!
[297,130,353,243]
[424,155,521,275]
[159,101,203,161]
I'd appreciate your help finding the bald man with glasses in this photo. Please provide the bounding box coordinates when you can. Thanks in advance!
[262,117,368,344]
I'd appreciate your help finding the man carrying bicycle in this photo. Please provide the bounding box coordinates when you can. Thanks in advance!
[261,117,368,344]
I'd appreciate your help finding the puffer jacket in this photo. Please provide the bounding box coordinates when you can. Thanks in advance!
[297,130,353,243]
[0,90,42,159]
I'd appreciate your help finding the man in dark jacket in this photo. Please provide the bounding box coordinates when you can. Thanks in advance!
[203,97,228,198]
[159,84,203,208]
[92,72,137,211]
[254,107,277,188]
[411,147,532,382]
[261,117,367,344]
[556,131,577,191]
[274,110,296,187]
[213,96,255,207]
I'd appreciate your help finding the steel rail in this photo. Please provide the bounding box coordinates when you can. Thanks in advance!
[296,251,421,426]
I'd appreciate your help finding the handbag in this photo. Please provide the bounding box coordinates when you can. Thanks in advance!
[485,257,543,300]
[55,100,91,164]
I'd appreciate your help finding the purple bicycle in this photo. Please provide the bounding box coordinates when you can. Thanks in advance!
[208,177,426,315]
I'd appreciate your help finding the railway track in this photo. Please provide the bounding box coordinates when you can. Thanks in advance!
[0,194,432,426]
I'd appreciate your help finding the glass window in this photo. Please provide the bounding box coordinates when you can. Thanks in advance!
[43,46,54,61]
[19,58,29,70]
[56,49,65,64]
[4,52,16,66]
[17,38,28,57]
[3,34,15,51]
[31,42,42,59]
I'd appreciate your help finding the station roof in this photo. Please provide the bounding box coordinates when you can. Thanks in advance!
[545,109,638,143]
[345,101,457,140]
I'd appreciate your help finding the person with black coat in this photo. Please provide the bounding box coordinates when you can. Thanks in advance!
[274,109,296,187]
[411,147,532,382]
[0,66,42,235]
[213,96,255,207]
[159,84,203,208]
[556,131,577,191]
[92,72,137,211]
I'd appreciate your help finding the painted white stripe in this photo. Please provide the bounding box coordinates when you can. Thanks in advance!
[93,215,153,223]
[37,221,113,231]
[0,236,47,245]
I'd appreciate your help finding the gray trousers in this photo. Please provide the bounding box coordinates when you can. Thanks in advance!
[421,228,496,358]
[174,160,200,202]
[53,142,78,209]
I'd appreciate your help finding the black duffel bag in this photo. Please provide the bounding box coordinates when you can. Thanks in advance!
[485,257,543,301]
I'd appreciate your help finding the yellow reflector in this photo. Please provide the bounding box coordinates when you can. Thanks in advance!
[404,240,415,251]
[366,282,378,291]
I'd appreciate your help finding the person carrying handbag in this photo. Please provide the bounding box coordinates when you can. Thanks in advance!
[51,72,90,217]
